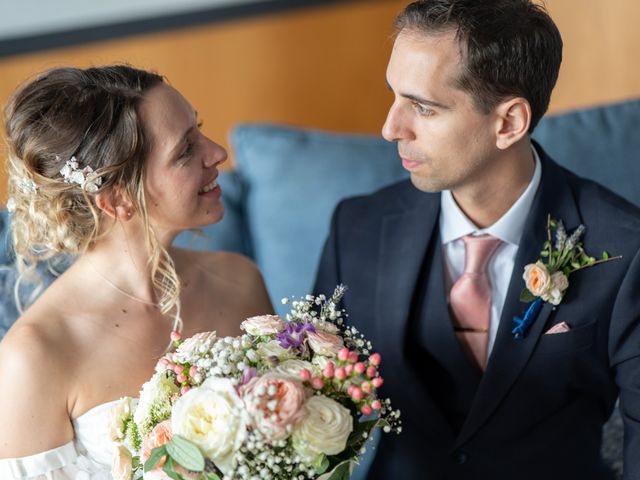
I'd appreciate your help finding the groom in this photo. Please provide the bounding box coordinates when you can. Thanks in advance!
[315,1,640,479]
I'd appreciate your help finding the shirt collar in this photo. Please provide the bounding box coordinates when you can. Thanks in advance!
[439,144,542,246]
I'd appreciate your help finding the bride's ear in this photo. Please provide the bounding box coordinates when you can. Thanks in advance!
[95,188,134,222]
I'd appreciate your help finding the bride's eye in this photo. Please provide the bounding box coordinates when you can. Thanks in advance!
[180,139,194,160]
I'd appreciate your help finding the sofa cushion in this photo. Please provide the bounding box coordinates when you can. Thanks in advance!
[231,124,408,314]
[533,98,640,206]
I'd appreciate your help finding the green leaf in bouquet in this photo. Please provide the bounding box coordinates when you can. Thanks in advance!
[603,251,610,260]
[206,474,222,480]
[326,461,352,480]
[166,435,205,472]
[163,457,185,480]
[347,419,375,448]
[519,288,537,303]
[540,250,549,257]
[144,445,167,472]
[313,454,330,474]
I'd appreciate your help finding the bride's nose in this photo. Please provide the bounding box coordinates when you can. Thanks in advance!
[203,138,227,168]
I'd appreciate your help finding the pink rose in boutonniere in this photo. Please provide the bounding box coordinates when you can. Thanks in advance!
[523,261,568,306]
[513,215,622,338]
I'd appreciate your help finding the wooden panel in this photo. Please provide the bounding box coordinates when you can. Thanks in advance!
[0,0,405,202]
[547,0,640,112]
[1,0,639,203]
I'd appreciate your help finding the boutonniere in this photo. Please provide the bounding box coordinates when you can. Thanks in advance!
[512,215,621,339]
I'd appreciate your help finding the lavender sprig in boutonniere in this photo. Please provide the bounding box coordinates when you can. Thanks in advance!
[512,215,622,339]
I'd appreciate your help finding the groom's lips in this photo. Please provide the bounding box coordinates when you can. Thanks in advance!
[401,156,421,171]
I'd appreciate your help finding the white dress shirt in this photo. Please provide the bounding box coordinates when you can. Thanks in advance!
[439,145,542,354]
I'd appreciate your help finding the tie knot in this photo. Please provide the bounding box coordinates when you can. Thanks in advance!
[461,234,502,274]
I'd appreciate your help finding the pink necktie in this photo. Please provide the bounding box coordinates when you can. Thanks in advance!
[449,234,502,371]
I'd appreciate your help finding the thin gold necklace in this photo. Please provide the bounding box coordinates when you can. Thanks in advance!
[86,258,159,307]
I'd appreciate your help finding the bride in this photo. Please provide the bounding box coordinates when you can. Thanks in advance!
[0,65,273,478]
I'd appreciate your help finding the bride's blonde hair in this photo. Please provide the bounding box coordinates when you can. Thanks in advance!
[4,65,182,330]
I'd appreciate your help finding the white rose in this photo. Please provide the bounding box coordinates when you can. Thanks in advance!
[541,271,569,306]
[107,397,134,441]
[135,372,179,436]
[257,339,297,362]
[292,395,354,461]
[551,271,569,292]
[172,377,247,474]
[241,315,286,336]
[311,355,331,371]
[111,445,133,480]
[275,359,317,379]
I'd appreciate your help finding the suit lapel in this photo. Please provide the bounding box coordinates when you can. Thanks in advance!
[375,188,440,368]
[456,151,583,446]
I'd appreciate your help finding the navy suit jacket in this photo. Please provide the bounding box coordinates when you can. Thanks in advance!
[314,147,640,480]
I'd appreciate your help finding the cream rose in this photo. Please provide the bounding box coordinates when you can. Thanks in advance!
[108,397,134,441]
[111,445,133,480]
[523,261,552,297]
[242,372,307,442]
[241,315,286,336]
[257,339,297,362]
[172,377,247,474]
[275,359,317,379]
[292,395,353,461]
[306,331,344,357]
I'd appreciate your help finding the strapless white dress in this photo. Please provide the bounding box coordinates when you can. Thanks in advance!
[0,400,119,479]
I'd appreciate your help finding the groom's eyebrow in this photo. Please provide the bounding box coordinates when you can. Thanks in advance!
[385,79,451,110]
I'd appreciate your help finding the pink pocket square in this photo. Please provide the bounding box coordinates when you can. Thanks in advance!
[544,321,571,335]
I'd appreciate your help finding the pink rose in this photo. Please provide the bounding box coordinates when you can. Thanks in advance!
[141,420,172,468]
[307,330,344,357]
[241,315,286,336]
[523,261,551,297]
[242,372,307,442]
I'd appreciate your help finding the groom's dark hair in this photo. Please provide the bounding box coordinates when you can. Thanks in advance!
[395,0,562,131]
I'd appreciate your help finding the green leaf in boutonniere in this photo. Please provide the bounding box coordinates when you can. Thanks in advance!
[519,288,537,303]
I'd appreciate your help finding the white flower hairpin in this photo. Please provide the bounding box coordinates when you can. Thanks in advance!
[59,156,103,193]
[17,177,37,194]
[6,177,37,213]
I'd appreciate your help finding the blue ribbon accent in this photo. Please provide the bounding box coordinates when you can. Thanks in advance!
[512,298,543,339]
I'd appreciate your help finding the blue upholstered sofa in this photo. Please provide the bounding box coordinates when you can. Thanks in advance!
[1,98,639,477]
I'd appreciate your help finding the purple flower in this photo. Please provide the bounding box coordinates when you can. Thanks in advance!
[276,321,316,352]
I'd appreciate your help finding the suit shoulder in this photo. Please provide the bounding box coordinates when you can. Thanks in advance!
[336,179,436,218]
[566,171,640,233]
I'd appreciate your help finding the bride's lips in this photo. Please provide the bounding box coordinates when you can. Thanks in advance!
[198,176,221,198]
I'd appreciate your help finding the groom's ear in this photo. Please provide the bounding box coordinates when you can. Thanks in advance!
[95,188,134,222]
[494,97,531,150]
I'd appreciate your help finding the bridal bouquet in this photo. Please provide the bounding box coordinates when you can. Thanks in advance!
[109,286,401,480]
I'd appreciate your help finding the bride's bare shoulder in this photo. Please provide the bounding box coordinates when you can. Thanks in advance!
[174,248,274,315]
[175,248,264,286]
[0,311,74,456]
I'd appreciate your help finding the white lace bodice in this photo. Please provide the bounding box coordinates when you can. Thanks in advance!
[0,400,120,479]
